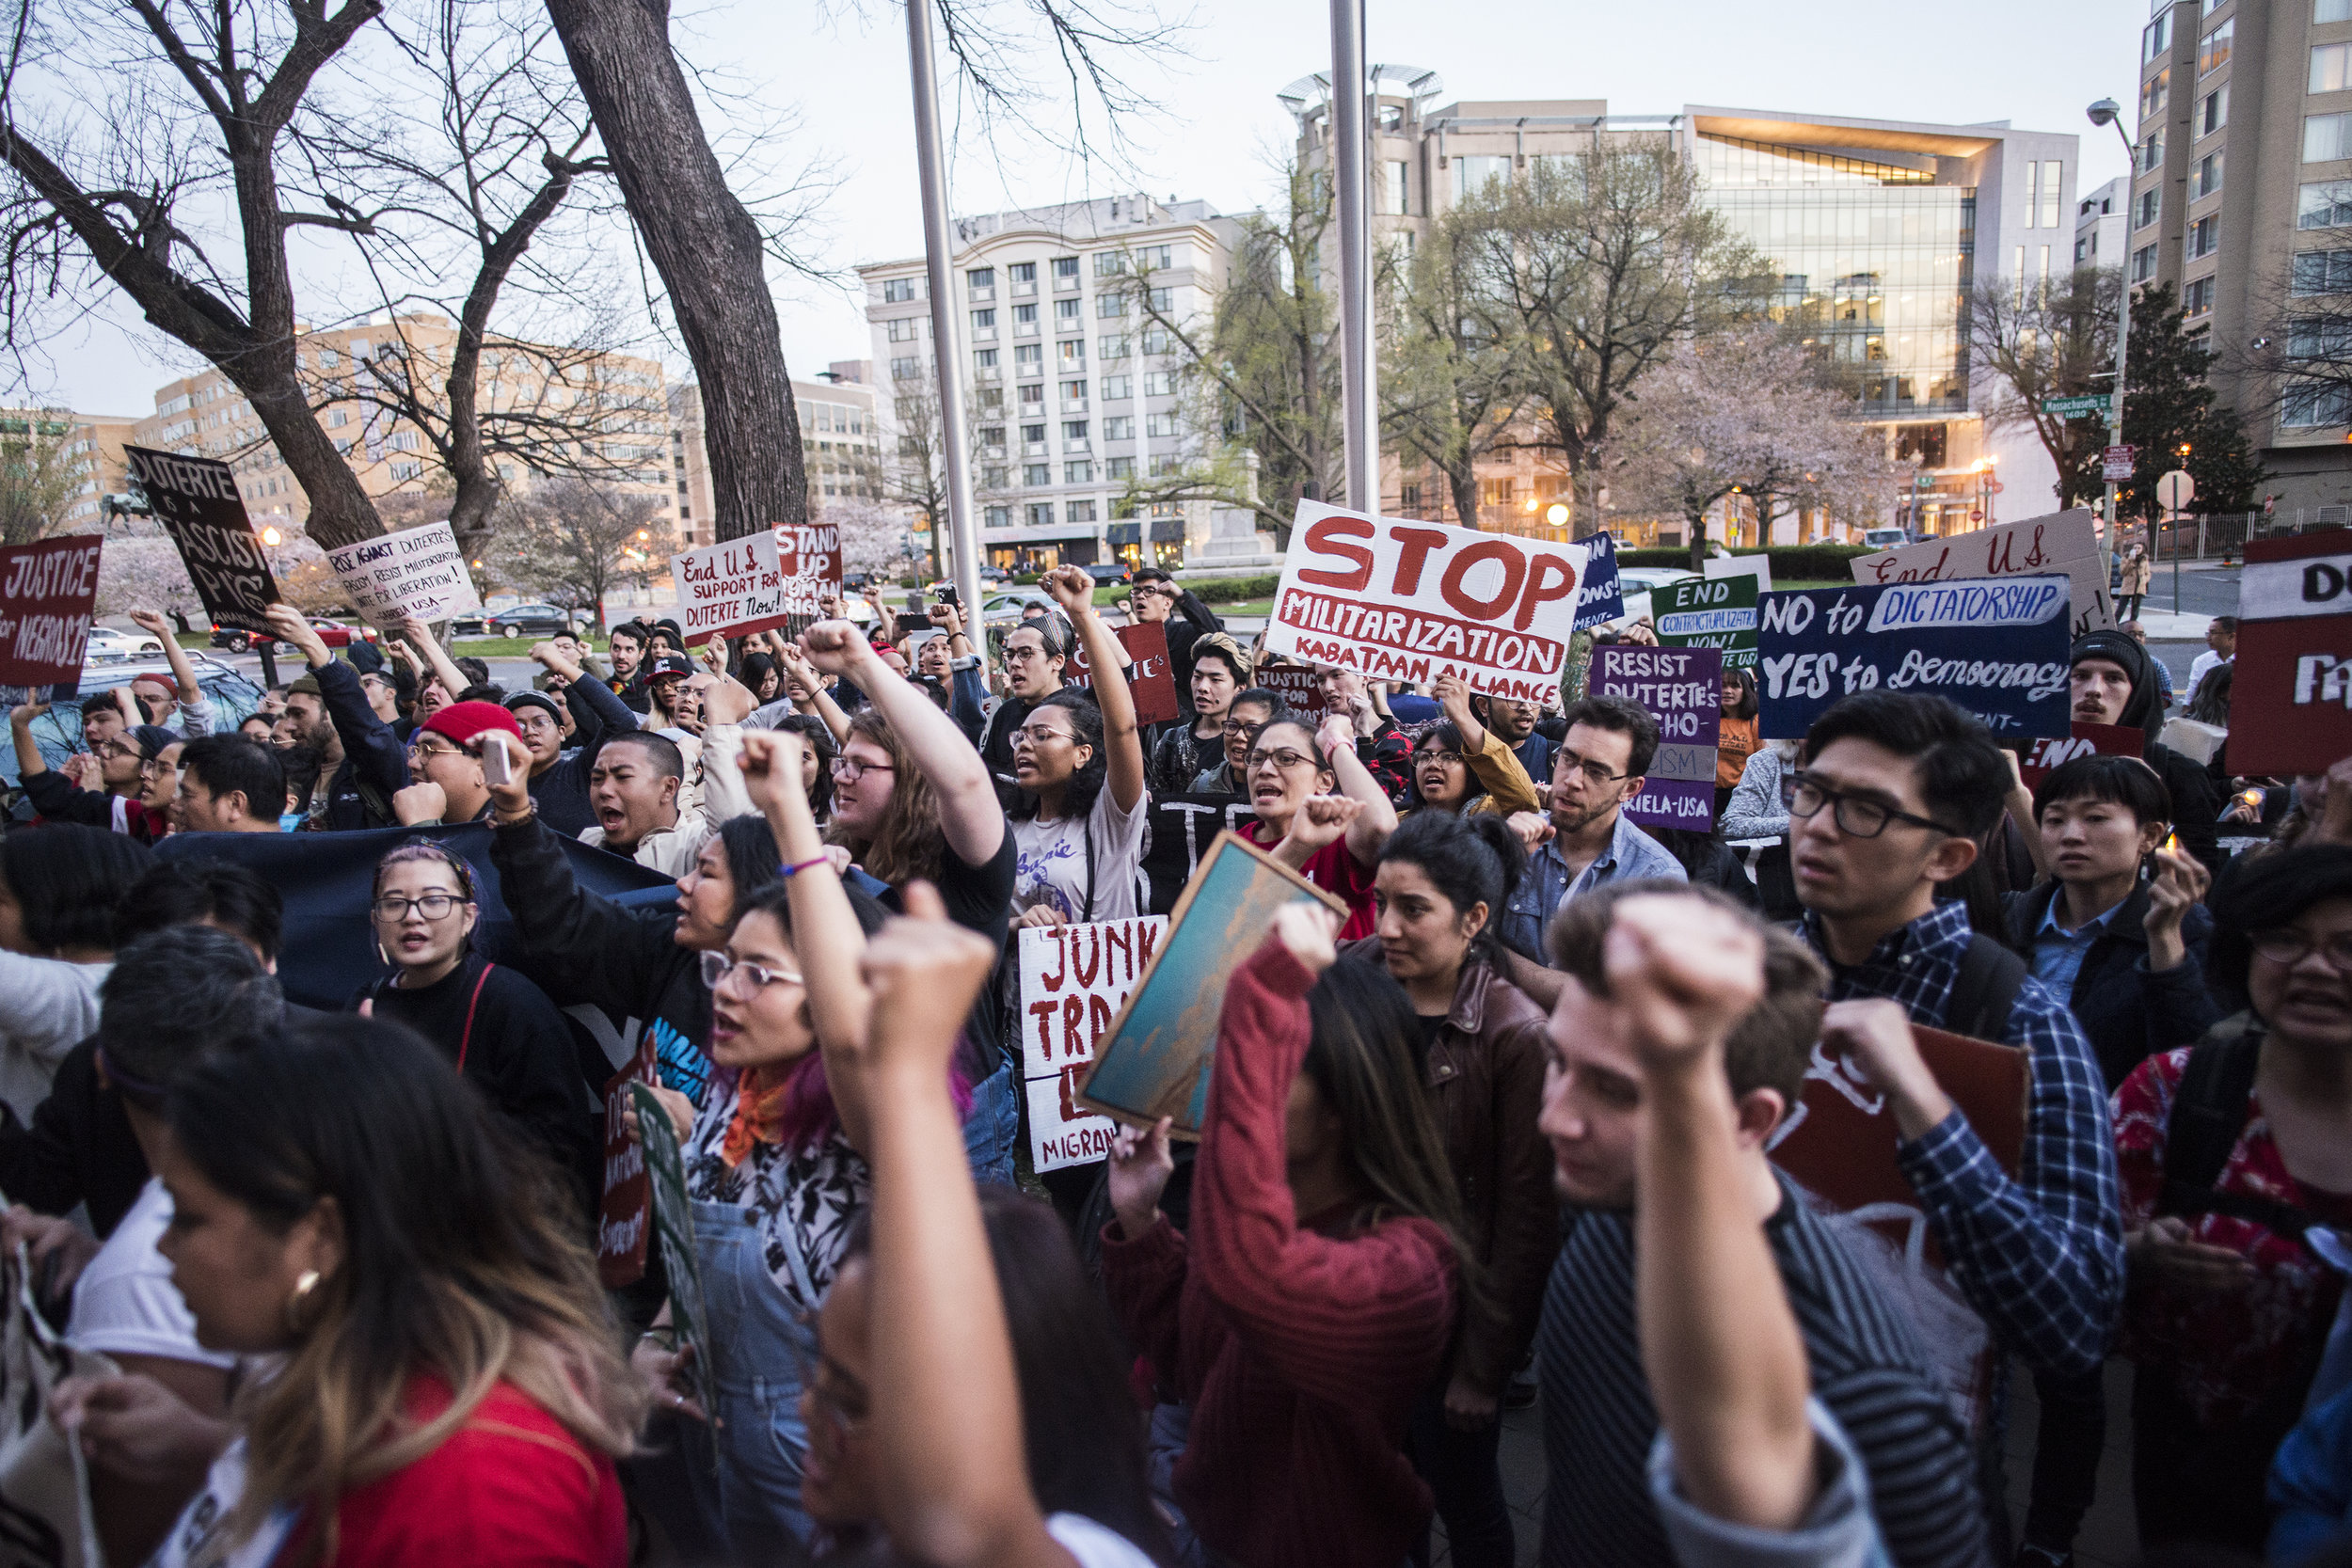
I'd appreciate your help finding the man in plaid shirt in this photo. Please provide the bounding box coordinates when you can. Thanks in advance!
[1786,692,2125,1390]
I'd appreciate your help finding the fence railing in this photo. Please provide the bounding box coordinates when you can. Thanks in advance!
[2142,510,2344,562]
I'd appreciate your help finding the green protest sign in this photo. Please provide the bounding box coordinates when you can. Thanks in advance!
[1656,575,1758,671]
[629,1083,717,1426]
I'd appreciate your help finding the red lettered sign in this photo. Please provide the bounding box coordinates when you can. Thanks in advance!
[0,536,103,689]
[2227,531,2352,776]
[2013,721,2144,792]
[1263,501,1587,702]
[1063,621,1180,723]
[596,1042,654,1289]
[1017,916,1167,1171]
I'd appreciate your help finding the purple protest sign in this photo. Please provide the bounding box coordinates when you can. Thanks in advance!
[1590,644,1723,831]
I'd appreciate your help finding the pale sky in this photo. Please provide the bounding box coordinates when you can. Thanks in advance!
[40,0,2151,418]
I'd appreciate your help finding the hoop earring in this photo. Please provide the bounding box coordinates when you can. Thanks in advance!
[286,1268,322,1333]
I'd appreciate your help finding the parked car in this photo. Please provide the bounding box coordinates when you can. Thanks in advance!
[1604,566,1701,629]
[1081,562,1131,586]
[1861,527,1913,549]
[83,626,167,663]
[211,618,371,654]
[4,657,267,817]
[468,603,589,639]
[980,589,1060,625]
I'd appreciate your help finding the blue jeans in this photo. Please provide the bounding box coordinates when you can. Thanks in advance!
[963,1058,1019,1186]
[689,1196,819,1560]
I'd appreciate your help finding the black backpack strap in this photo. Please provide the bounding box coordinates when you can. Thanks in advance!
[2154,1028,2313,1236]
[1081,818,1097,925]
[1946,932,2029,1042]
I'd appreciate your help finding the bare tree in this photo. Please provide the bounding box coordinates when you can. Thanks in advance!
[879,364,950,578]
[485,476,669,627]
[1966,266,2120,511]
[0,408,89,544]
[1378,207,1523,529]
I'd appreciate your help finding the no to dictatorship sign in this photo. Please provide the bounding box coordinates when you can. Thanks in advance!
[1263,501,1586,703]
[326,521,481,631]
[1755,576,2074,740]
[125,444,280,635]
[1018,916,1167,1172]
[672,532,791,641]
[2227,532,2352,775]
[1852,509,2114,639]
[0,536,103,689]
[1590,645,1722,830]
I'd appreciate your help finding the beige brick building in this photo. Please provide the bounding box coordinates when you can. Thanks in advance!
[666,365,881,549]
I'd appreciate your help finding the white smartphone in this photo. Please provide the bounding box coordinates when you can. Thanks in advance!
[481,732,516,787]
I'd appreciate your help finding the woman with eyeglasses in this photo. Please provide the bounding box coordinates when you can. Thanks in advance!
[1009,567,1149,929]
[628,729,966,1560]
[1239,711,1400,941]
[354,842,597,1199]
[10,700,180,843]
[1404,674,1540,820]
[1190,689,1285,797]
[2107,846,2352,1554]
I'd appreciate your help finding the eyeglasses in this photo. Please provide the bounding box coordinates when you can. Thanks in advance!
[1002,643,1049,662]
[95,740,141,763]
[2249,928,2352,970]
[1012,724,1076,746]
[1553,750,1632,787]
[137,755,177,778]
[1220,719,1265,737]
[699,950,805,992]
[373,893,464,921]
[1788,775,1954,840]
[407,738,466,760]
[1247,747,1320,772]
[1418,751,1465,768]
[830,755,893,782]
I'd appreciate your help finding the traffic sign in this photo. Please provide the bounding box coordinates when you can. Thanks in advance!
[2157,469,2196,514]
[1988,481,2005,495]
[2042,394,2109,419]
[1913,473,1935,489]
[1970,509,1985,522]
[2103,445,2137,482]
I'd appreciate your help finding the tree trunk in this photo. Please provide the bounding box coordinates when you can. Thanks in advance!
[1448,465,1481,531]
[542,0,804,545]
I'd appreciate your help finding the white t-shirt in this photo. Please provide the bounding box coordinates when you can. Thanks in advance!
[1011,785,1148,924]
[67,1177,236,1370]
[1046,1513,1158,1568]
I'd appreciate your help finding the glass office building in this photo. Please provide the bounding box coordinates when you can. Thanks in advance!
[1693,132,1975,419]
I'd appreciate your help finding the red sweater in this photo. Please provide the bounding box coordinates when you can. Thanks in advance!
[284,1376,626,1567]
[1100,940,1458,1568]
[1238,819,1378,940]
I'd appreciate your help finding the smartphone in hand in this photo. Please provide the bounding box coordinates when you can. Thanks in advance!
[480,732,516,787]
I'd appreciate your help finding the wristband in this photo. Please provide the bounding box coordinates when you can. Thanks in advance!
[777,855,831,878]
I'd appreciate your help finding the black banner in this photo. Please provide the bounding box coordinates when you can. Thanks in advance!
[125,444,281,635]
[1142,792,1260,915]
[154,822,675,1011]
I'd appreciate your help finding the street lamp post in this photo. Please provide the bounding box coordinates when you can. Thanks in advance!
[2088,99,2137,551]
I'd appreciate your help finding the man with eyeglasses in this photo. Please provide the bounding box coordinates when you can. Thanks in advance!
[393,702,522,827]
[8,700,179,843]
[1128,566,1224,723]
[265,603,407,831]
[977,614,1071,792]
[1789,691,2123,1514]
[1496,696,1687,980]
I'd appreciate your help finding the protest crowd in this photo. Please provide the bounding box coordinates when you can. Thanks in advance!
[7,504,2352,1568]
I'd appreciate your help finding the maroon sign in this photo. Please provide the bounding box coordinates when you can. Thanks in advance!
[2229,531,2352,776]
[1251,661,1327,722]
[2013,721,2144,792]
[0,536,103,689]
[1065,621,1179,724]
[596,1040,654,1289]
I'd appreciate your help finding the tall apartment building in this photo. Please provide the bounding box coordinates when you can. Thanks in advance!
[857,196,1246,574]
[12,409,141,533]
[129,314,674,532]
[667,366,880,549]
[2135,0,2352,512]
[2077,176,2130,267]
[1286,77,2078,542]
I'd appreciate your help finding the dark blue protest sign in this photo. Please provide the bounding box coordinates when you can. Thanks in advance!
[1572,532,1626,631]
[1755,575,2073,740]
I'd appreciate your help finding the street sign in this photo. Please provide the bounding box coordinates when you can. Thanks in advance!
[2157,469,2196,514]
[1970,509,1985,522]
[2103,445,2137,482]
[1914,473,1935,490]
[1988,482,2005,495]
[2042,394,2109,419]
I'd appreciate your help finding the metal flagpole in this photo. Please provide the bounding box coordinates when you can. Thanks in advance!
[1329,0,1375,513]
[906,0,984,616]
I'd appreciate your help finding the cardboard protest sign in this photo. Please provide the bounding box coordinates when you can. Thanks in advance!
[1770,1023,2027,1431]
[2012,721,2145,792]
[1251,661,1327,722]
[1018,917,1168,1171]
[1755,576,2074,741]
[672,531,791,641]
[773,520,842,618]
[0,536,103,689]
[326,521,482,631]
[1142,792,1259,913]
[1852,509,2114,639]
[1590,645,1722,830]
[0,1238,107,1568]
[1263,501,1586,703]
[1705,552,1772,594]
[1572,531,1626,631]
[126,444,280,634]
[2228,532,2352,775]
[630,1082,717,1418]
[1065,620,1180,724]
[597,1045,654,1289]
[1080,832,1347,1136]
[1657,574,1759,671]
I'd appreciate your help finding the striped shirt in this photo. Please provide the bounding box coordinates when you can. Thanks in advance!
[1538,1181,1989,1568]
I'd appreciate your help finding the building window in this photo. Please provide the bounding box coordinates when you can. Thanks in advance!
[1056,297,1081,323]
[2140,128,2165,174]
[2201,86,2229,141]
[2200,19,2233,74]
[1145,412,1177,438]
[1053,257,1079,281]
[882,277,918,303]
[1104,415,1135,440]
[1106,456,1136,480]
[390,460,422,481]
[1059,340,1086,365]
[1009,261,1036,284]
[967,267,994,294]
[1101,334,1130,359]
[2136,187,2162,229]
[1454,154,1510,195]
[981,466,1007,487]
[2319,42,2352,92]
[2142,70,2169,121]
[886,317,922,341]
[1015,342,1042,366]
[1102,374,1132,400]
[1012,302,1038,325]
[2314,114,2352,163]
[1137,245,1173,272]
[1094,251,1127,277]
[1098,293,1128,318]
[971,309,995,330]
[1064,461,1094,483]
[2302,181,2352,228]
[975,348,998,371]
[2189,215,2220,258]
[2144,11,2169,62]
[2134,244,2159,280]
[2042,161,2063,227]
[1060,378,1088,404]
[1024,463,1051,485]
[979,424,1005,449]
[2026,160,2041,225]
[1479,477,1515,506]
[2326,0,2352,20]
[2284,381,2352,426]
[985,505,1011,528]
[1026,502,1056,526]
[891,356,920,380]
[2185,276,2217,315]
[1143,370,1174,396]
[2197,151,2225,197]
[2294,249,2352,293]
[1063,420,1089,441]
[1385,160,1409,215]
[1066,499,1098,523]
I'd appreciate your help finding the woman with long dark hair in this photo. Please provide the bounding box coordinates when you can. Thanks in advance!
[1714,666,1759,821]
[1102,904,1466,1568]
[1350,812,1550,1568]
[1404,675,1540,820]
[147,1014,643,1567]
[1008,567,1148,928]
[1237,717,1399,940]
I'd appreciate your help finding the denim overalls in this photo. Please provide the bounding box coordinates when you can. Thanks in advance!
[688,1186,823,1560]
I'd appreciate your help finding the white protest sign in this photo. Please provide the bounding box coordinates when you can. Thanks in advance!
[1704,553,1772,593]
[1017,916,1167,1172]
[671,531,791,641]
[1263,501,1588,703]
[326,521,483,631]
[1851,509,2113,638]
